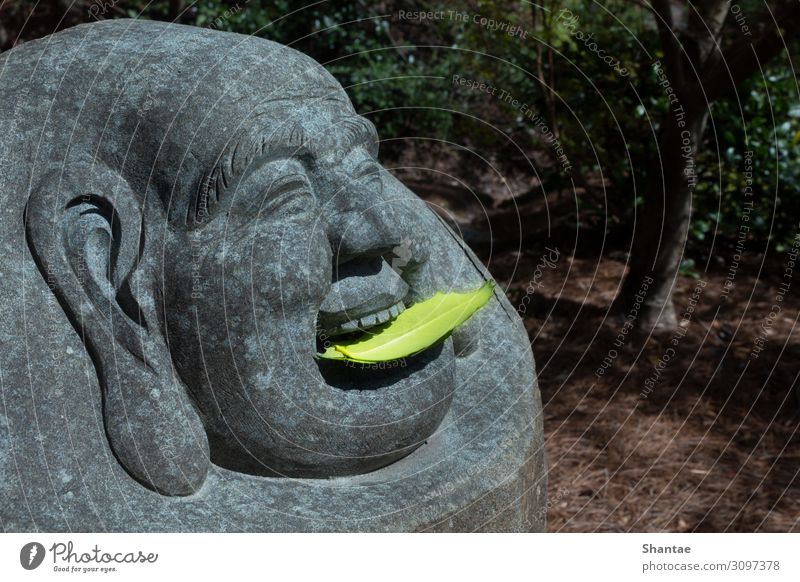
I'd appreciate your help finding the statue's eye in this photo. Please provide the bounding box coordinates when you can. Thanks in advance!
[354,159,383,194]
[265,172,313,199]
[229,164,315,219]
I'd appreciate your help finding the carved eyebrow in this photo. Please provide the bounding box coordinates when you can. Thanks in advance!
[338,115,379,159]
[190,122,311,226]
[259,121,311,159]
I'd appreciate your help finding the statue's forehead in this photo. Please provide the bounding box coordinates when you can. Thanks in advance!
[228,43,349,102]
[248,91,354,118]
[118,32,352,114]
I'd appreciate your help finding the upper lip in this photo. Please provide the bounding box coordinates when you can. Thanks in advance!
[317,257,409,338]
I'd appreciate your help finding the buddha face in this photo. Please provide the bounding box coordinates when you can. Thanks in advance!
[161,88,457,478]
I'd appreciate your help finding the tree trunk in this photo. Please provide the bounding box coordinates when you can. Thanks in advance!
[616,103,708,329]
[614,0,727,330]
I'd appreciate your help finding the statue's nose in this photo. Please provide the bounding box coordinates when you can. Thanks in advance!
[325,184,411,266]
[328,208,401,264]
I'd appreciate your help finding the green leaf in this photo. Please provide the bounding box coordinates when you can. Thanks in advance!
[318,281,495,363]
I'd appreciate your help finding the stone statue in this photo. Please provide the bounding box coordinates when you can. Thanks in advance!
[0,19,545,531]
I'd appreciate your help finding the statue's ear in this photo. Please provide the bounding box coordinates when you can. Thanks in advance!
[25,162,209,496]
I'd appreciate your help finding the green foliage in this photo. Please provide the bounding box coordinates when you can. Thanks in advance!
[693,62,800,249]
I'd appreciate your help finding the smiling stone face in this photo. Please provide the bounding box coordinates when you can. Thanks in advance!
[163,100,458,477]
[2,19,545,531]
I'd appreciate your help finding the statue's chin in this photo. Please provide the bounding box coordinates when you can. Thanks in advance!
[206,340,456,479]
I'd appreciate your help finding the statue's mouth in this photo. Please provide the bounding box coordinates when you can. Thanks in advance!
[317,256,409,339]
[313,256,456,395]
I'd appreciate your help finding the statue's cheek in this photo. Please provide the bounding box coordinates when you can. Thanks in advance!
[247,203,332,311]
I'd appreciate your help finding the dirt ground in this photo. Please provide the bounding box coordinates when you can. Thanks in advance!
[490,240,800,532]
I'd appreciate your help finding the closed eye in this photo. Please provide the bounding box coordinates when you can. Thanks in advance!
[267,172,312,198]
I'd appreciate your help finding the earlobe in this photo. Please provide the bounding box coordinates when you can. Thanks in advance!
[25,163,210,496]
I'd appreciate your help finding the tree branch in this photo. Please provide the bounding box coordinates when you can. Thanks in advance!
[685,0,730,68]
[695,2,800,105]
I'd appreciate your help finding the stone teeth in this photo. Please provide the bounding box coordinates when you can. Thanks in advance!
[326,301,406,336]
[339,320,360,333]
[359,313,378,328]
